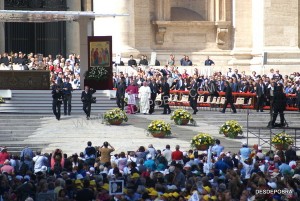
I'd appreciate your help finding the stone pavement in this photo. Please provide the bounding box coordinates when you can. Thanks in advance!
[20,109,300,155]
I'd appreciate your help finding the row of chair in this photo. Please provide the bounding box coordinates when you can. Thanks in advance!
[155,94,252,111]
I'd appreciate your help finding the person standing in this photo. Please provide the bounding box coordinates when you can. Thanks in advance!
[125,80,138,114]
[116,79,126,110]
[221,81,237,113]
[271,84,287,127]
[139,81,151,115]
[161,78,171,114]
[84,141,97,167]
[52,85,64,120]
[189,80,198,114]
[149,78,158,114]
[128,55,137,67]
[99,142,115,165]
[62,77,73,116]
[81,86,96,120]
[255,79,266,112]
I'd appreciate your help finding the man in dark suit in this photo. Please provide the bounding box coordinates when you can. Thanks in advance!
[189,80,199,114]
[160,65,170,77]
[52,85,64,120]
[221,81,237,113]
[149,78,158,114]
[116,79,126,110]
[56,72,63,87]
[255,79,266,112]
[62,77,73,116]
[161,78,171,114]
[271,84,287,127]
[128,55,137,67]
[81,86,96,120]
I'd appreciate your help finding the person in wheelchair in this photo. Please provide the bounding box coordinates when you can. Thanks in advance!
[270,83,287,128]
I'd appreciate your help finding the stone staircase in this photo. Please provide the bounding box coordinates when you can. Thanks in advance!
[0,90,116,114]
[0,114,49,155]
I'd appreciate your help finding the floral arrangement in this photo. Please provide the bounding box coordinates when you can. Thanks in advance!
[191,133,215,148]
[147,120,172,136]
[271,132,294,145]
[103,108,128,122]
[170,109,194,123]
[84,66,109,81]
[219,120,243,138]
[0,97,4,103]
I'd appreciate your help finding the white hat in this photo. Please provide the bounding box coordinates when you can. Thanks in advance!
[76,174,83,180]
[274,155,279,158]
[183,164,191,168]
[89,167,95,172]
[292,174,300,180]
[183,152,187,156]
[242,142,247,146]
[267,182,277,189]
[15,175,23,181]
[146,154,152,159]
[258,146,262,150]
[24,175,30,181]
[41,166,47,172]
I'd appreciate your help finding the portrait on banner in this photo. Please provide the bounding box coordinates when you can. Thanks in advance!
[89,41,111,67]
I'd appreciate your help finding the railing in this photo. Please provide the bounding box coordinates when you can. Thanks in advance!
[169,90,298,111]
[246,110,300,150]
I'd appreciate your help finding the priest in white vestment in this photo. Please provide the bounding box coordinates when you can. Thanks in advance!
[138,81,151,114]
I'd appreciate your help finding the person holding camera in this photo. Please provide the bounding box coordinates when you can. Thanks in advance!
[271,83,287,127]
[52,85,64,120]
[99,142,115,165]
[81,85,96,120]
[62,77,73,116]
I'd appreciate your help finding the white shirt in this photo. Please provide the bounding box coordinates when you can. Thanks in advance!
[33,155,48,173]
[162,149,172,164]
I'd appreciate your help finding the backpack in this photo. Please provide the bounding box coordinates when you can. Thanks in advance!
[53,161,62,174]
[19,163,29,176]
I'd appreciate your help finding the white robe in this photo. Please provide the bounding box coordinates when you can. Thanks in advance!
[138,86,151,113]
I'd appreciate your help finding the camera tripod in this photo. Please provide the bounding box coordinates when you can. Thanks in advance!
[267,111,289,128]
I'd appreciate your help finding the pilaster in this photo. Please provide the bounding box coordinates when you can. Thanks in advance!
[66,0,81,56]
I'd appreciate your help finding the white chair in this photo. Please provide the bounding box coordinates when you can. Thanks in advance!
[234,97,245,112]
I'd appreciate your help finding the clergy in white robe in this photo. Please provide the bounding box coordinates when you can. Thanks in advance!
[138,81,151,114]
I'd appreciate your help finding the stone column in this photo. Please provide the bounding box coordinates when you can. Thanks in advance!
[0,0,5,53]
[215,0,220,21]
[163,0,171,20]
[229,0,253,65]
[156,0,164,20]
[222,0,226,21]
[66,0,81,56]
[78,17,93,89]
[208,0,215,21]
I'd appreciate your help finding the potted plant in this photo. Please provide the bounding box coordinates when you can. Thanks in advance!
[170,109,195,125]
[219,120,243,138]
[103,108,128,125]
[271,132,294,150]
[191,133,215,150]
[84,66,112,90]
[147,120,171,138]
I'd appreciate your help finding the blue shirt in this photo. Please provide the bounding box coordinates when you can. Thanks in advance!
[279,163,291,174]
[240,147,251,159]
[144,159,156,171]
[212,145,224,157]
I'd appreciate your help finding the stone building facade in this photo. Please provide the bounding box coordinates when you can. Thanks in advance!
[0,0,300,75]
[94,0,300,74]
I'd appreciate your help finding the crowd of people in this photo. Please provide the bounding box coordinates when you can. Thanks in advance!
[113,54,300,116]
[0,141,299,201]
[0,52,81,90]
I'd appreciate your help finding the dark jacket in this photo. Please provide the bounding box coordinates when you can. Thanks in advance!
[149,82,158,94]
[273,91,286,111]
[223,85,233,100]
[81,89,96,103]
[52,89,64,102]
[255,83,267,97]
[116,82,126,98]
[161,82,170,98]
[189,83,199,101]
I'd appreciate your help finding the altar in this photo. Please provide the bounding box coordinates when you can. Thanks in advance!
[0,70,50,90]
